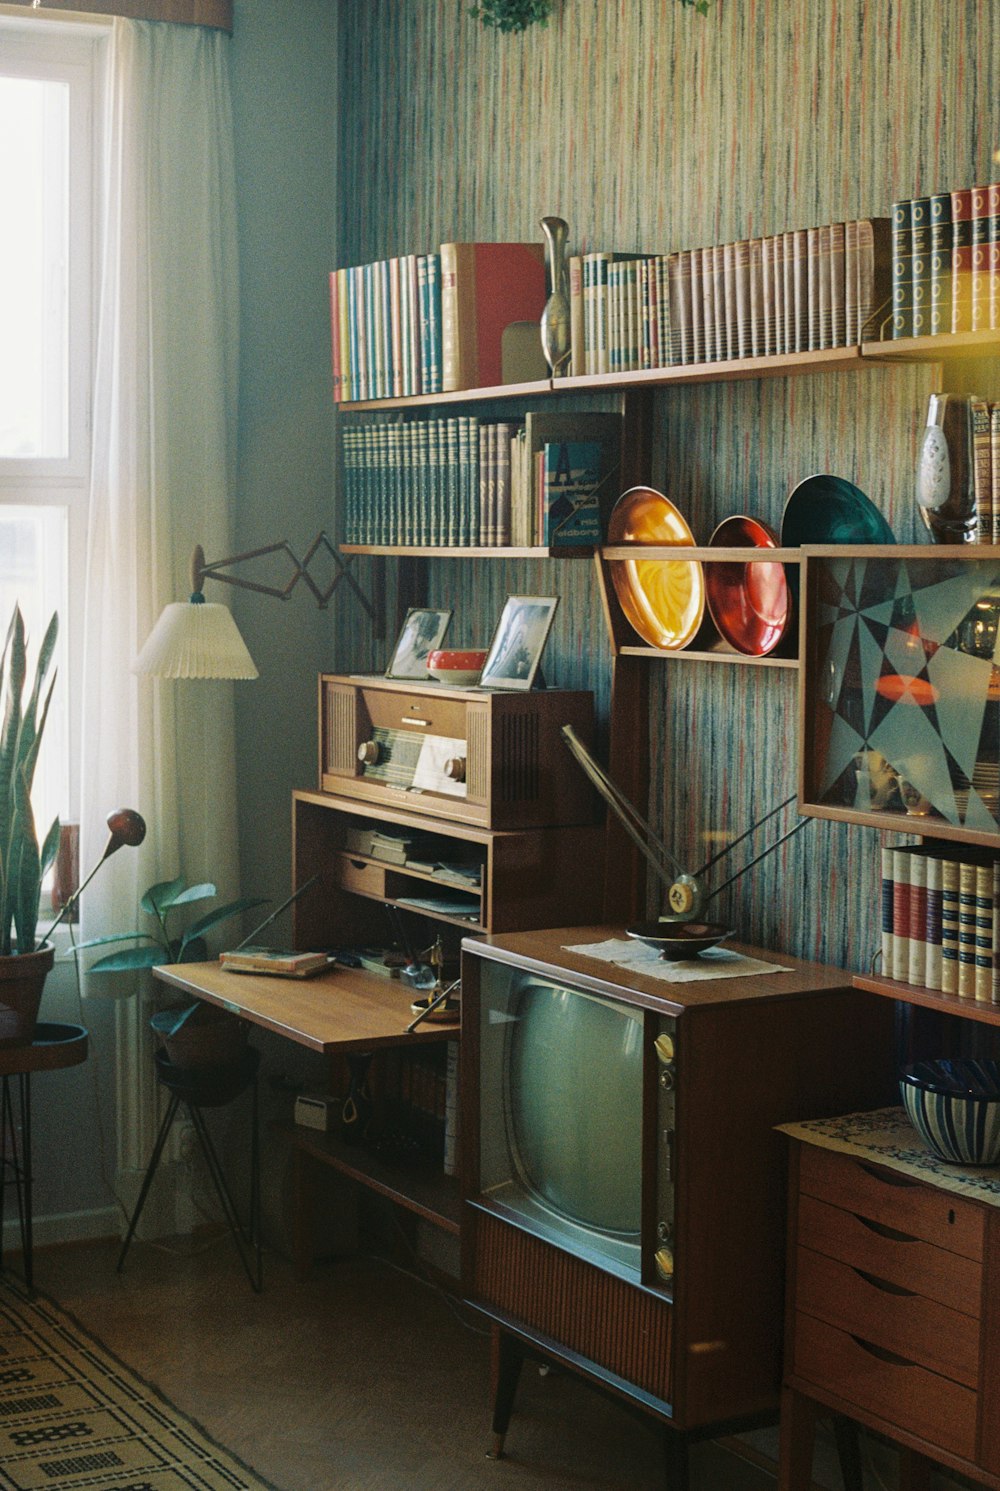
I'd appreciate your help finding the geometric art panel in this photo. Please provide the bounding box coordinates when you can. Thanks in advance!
[803,553,1000,839]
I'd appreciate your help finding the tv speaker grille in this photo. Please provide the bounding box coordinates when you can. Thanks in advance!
[474,1213,672,1403]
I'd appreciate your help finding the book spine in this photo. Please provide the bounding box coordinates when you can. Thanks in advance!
[782,229,795,355]
[951,187,974,334]
[400,421,413,546]
[568,255,584,376]
[772,232,786,354]
[406,254,420,397]
[925,852,943,991]
[627,260,640,371]
[668,251,691,365]
[495,422,513,546]
[972,396,992,543]
[991,183,1000,332]
[689,247,705,363]
[329,271,342,403]
[735,239,751,359]
[816,223,831,348]
[843,221,858,345]
[971,182,992,332]
[958,858,979,998]
[994,861,1000,1004]
[372,259,386,399]
[805,227,819,350]
[891,846,912,983]
[425,252,442,394]
[711,243,727,359]
[701,246,717,362]
[338,267,352,403]
[607,260,620,374]
[880,845,895,977]
[415,418,429,547]
[975,861,994,1001]
[389,256,403,398]
[355,263,368,401]
[479,423,492,547]
[992,403,1000,546]
[595,253,611,374]
[722,242,737,360]
[910,197,933,338]
[656,257,670,369]
[907,850,928,988]
[829,221,846,346]
[761,235,775,356]
[940,857,961,995]
[929,192,953,336]
[856,216,892,341]
[891,199,913,338]
[748,238,763,358]
[464,415,478,545]
[792,228,808,351]
[387,420,402,544]
[440,241,463,392]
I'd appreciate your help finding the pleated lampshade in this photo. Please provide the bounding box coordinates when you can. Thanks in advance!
[133,601,259,680]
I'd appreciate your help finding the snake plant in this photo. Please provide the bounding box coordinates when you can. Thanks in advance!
[0,606,60,957]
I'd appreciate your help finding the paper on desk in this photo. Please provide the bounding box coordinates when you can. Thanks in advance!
[562,938,790,982]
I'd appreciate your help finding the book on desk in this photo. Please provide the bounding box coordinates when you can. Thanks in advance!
[219,947,332,979]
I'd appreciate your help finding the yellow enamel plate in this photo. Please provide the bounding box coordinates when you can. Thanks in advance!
[607,487,705,650]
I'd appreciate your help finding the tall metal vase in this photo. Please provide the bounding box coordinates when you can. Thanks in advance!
[540,216,571,377]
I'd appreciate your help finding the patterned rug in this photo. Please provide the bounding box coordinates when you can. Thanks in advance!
[0,1278,282,1491]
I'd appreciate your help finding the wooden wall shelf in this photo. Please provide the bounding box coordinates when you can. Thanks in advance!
[340,543,592,559]
[853,971,1000,1030]
[862,328,1000,362]
[619,643,799,668]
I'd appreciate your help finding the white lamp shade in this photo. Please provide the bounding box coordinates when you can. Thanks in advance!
[133,601,259,680]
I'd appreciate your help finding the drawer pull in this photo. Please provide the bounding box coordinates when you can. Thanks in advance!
[859,1161,919,1189]
[854,1267,917,1297]
[851,1335,917,1369]
[856,1214,918,1244]
[400,717,430,728]
[349,859,367,870]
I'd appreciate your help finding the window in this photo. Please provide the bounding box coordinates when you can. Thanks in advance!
[0,17,106,843]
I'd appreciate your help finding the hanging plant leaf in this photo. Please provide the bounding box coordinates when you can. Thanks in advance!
[469,0,552,34]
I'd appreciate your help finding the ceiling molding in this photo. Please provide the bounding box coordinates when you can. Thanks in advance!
[3,0,232,32]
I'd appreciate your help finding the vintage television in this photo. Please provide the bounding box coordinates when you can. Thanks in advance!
[460,927,894,1438]
[318,674,596,829]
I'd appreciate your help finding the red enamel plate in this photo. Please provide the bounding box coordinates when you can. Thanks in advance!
[704,515,791,656]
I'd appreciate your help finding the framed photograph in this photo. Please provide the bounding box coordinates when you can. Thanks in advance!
[385,607,452,680]
[478,596,559,691]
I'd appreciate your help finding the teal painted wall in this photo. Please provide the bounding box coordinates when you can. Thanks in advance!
[334,0,1000,971]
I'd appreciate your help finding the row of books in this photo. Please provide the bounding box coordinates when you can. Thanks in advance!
[661,218,891,366]
[891,181,1000,339]
[330,241,547,402]
[341,411,617,548]
[881,844,1000,1003]
[570,253,671,375]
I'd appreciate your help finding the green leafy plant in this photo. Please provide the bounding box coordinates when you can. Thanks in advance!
[0,606,60,957]
[678,0,711,13]
[469,0,552,33]
[75,877,265,975]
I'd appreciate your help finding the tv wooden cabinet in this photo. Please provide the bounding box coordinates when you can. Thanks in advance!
[459,926,895,1480]
[779,1123,1000,1491]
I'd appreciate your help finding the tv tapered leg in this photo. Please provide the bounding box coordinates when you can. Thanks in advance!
[832,1415,863,1491]
[487,1327,524,1460]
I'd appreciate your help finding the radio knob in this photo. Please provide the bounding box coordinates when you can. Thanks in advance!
[654,1246,674,1283]
[445,756,467,782]
[357,740,381,766]
[654,1032,675,1064]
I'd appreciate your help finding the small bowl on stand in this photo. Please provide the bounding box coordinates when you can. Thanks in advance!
[426,649,487,688]
[626,922,732,961]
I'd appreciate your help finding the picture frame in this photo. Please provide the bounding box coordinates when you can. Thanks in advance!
[478,595,559,692]
[385,607,453,680]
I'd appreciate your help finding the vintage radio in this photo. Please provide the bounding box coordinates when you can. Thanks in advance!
[319,674,596,829]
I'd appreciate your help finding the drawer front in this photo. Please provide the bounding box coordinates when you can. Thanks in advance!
[792,1311,978,1461]
[795,1245,980,1388]
[799,1145,984,1260]
[334,854,387,898]
[797,1193,982,1315]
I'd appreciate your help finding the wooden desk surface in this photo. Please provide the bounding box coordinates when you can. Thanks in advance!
[153,961,459,1054]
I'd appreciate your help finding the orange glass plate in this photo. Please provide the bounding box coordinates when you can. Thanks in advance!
[704,514,791,656]
[607,487,705,651]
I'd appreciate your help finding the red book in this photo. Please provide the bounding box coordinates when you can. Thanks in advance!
[440,242,546,391]
[951,187,974,333]
[970,184,992,332]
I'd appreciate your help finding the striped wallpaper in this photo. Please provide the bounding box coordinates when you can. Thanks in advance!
[334,0,1000,971]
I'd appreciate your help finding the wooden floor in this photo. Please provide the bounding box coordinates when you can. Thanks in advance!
[28,1230,806,1491]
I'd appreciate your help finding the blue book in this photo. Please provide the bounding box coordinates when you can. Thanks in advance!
[542,440,603,546]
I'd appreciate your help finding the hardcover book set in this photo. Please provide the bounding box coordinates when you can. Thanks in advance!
[892,179,1000,338]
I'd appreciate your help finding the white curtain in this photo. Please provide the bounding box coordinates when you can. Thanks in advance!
[80,17,240,1179]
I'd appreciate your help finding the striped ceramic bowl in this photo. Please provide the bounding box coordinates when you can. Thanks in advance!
[899,1058,1000,1165]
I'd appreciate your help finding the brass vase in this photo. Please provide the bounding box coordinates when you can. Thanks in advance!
[540,216,571,377]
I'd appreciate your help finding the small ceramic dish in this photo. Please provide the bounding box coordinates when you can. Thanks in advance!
[626,921,732,961]
[426,648,488,687]
[704,514,791,656]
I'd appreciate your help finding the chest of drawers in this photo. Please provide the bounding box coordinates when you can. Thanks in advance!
[780,1129,1000,1491]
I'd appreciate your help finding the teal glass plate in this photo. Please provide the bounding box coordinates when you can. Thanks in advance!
[781,472,896,548]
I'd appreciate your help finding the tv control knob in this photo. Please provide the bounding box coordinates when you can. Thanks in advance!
[654,1032,675,1065]
[658,1066,675,1091]
[357,740,381,766]
[657,1221,673,1245]
[445,756,467,782]
[654,1247,674,1283]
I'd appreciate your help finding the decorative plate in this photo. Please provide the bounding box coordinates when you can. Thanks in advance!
[704,514,791,656]
[626,921,732,961]
[607,487,705,650]
[780,472,896,548]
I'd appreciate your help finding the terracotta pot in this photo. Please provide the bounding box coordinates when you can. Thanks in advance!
[150,1002,248,1069]
[0,942,55,1048]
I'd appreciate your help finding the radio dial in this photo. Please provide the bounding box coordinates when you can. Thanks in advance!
[445,756,467,782]
[357,740,381,766]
